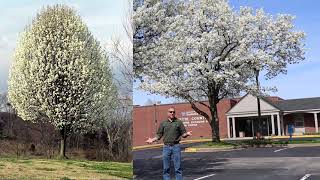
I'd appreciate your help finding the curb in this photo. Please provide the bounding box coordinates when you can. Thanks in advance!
[288,143,320,147]
[271,135,320,139]
[133,139,211,151]
[184,147,238,152]
[184,144,290,152]
[184,143,320,152]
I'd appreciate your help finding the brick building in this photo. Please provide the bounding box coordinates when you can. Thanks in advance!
[133,94,320,147]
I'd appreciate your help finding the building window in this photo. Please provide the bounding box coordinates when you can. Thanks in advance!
[295,120,304,127]
[294,114,304,127]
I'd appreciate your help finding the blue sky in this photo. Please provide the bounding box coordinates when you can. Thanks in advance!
[133,0,320,105]
[0,0,129,94]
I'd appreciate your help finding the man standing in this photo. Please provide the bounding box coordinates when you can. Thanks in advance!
[146,107,192,180]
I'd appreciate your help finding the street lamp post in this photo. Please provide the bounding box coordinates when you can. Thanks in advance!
[153,103,157,136]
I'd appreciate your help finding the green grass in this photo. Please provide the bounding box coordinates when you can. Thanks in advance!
[0,157,32,164]
[88,162,133,179]
[0,157,133,179]
[60,177,72,180]
[193,141,237,148]
[286,139,320,144]
[57,159,133,179]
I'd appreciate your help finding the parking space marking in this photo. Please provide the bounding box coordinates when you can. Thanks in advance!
[194,174,216,180]
[300,174,311,180]
[151,155,163,159]
[208,162,227,165]
[274,147,290,152]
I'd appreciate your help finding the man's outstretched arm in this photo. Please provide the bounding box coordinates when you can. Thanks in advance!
[145,137,158,144]
[146,122,164,144]
[182,131,192,138]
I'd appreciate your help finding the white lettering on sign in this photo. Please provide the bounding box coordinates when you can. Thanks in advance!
[191,120,205,124]
[181,111,198,116]
[191,116,205,120]
[180,117,189,121]
[179,113,207,127]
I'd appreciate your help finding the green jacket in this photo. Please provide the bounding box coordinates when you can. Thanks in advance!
[156,118,186,144]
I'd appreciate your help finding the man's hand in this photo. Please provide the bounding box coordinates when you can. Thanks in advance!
[182,131,192,138]
[186,131,192,136]
[145,137,157,144]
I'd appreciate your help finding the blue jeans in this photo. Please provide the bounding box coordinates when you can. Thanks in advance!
[163,144,182,180]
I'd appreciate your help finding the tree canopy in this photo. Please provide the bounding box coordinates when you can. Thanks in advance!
[133,0,305,141]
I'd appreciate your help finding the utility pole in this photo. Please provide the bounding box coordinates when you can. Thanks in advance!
[153,103,157,135]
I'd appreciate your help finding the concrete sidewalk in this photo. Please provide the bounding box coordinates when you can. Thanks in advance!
[288,143,320,147]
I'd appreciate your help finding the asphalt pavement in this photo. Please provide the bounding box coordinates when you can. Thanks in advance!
[133,144,320,180]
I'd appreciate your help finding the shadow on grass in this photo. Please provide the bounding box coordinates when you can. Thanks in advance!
[35,167,56,171]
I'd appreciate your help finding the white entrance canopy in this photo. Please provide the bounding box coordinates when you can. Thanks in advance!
[226,94,282,138]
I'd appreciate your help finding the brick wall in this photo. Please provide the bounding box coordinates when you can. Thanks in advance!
[133,99,235,147]
[304,113,316,133]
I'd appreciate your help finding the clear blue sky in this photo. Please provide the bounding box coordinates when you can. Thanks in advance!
[0,0,129,94]
[133,0,320,105]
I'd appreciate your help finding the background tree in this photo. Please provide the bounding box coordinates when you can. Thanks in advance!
[0,93,7,112]
[133,0,305,142]
[103,97,132,161]
[240,8,305,137]
[107,0,133,161]
[110,0,133,97]
[8,5,117,158]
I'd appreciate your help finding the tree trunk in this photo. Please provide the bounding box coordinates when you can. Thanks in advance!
[210,119,220,142]
[59,126,68,159]
[255,69,262,139]
[209,101,220,142]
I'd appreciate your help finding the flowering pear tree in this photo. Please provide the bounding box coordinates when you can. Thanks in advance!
[134,0,305,141]
[8,5,117,158]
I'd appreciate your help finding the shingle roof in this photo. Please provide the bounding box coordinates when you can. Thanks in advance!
[273,97,320,111]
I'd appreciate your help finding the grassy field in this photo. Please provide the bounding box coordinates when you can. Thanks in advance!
[0,157,132,180]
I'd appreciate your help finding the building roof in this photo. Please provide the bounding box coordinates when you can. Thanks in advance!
[273,97,320,111]
[226,93,320,115]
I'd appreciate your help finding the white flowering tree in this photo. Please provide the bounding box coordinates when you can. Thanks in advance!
[134,0,305,141]
[8,5,117,158]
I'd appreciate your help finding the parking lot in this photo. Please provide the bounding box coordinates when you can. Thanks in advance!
[133,144,320,180]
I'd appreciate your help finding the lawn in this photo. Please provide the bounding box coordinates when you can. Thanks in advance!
[283,139,320,144]
[0,157,132,180]
[192,141,236,148]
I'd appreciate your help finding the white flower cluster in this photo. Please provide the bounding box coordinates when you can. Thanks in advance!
[8,5,117,134]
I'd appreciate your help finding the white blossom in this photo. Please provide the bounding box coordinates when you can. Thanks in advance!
[8,5,117,134]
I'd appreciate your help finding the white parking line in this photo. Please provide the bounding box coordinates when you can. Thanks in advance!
[300,174,311,180]
[151,155,163,159]
[208,162,227,165]
[274,147,289,152]
[194,174,216,180]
